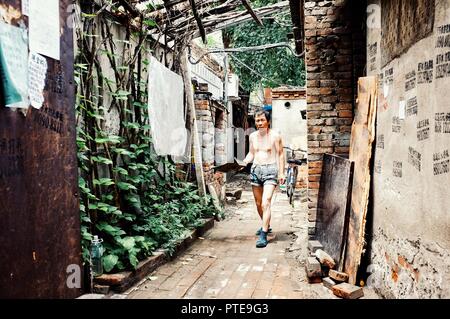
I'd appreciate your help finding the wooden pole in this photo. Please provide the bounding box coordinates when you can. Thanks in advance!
[180,49,207,197]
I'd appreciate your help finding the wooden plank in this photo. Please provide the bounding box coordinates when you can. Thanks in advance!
[344,76,378,284]
[180,50,207,197]
[0,0,81,298]
[241,0,263,26]
[316,154,354,271]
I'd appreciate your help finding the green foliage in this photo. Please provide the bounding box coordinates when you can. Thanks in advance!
[75,3,219,273]
[224,1,305,91]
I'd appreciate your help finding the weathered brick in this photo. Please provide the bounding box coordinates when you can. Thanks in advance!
[339,79,352,87]
[308,80,320,87]
[337,88,353,95]
[308,141,320,147]
[308,174,321,182]
[321,126,337,133]
[319,140,335,147]
[325,118,336,125]
[339,110,353,118]
[308,88,321,96]
[308,161,323,168]
[311,8,328,15]
[305,29,317,37]
[329,270,349,282]
[320,80,337,87]
[336,103,352,110]
[321,111,338,117]
[332,283,364,299]
[315,249,336,268]
[308,168,322,175]
[323,277,337,290]
[307,95,320,103]
[306,257,322,278]
[308,200,317,210]
[335,146,350,153]
[308,209,317,222]
[304,14,317,23]
[317,28,333,36]
[308,126,322,134]
[308,222,316,235]
[320,87,333,95]
[309,147,333,154]
[339,126,352,133]
[308,103,333,111]
[309,182,320,189]
[308,133,333,141]
[309,118,326,125]
[339,94,353,102]
[321,96,338,103]
[308,240,324,253]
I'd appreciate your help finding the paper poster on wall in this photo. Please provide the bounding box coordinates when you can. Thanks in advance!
[28,53,48,109]
[29,0,60,60]
[22,0,30,16]
[0,22,29,108]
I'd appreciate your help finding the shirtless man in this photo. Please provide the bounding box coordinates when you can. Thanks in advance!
[242,109,285,248]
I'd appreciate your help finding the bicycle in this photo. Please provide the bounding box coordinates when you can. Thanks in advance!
[283,146,307,205]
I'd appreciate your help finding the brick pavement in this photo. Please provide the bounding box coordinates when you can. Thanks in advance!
[125,185,378,299]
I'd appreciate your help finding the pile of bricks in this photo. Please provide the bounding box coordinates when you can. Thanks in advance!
[306,240,364,299]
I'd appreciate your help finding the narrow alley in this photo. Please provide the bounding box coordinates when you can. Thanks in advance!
[125,175,377,299]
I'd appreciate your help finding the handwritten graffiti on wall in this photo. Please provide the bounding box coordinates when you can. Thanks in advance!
[435,113,450,133]
[0,138,24,178]
[392,116,404,133]
[368,42,378,72]
[405,70,416,91]
[32,105,65,134]
[433,149,449,176]
[376,134,384,149]
[436,24,450,48]
[417,119,430,141]
[435,51,450,79]
[408,146,422,172]
[385,67,394,85]
[393,161,402,178]
[374,159,382,174]
[417,60,434,84]
[406,97,418,117]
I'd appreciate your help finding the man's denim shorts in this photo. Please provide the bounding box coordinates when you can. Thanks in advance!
[250,163,278,187]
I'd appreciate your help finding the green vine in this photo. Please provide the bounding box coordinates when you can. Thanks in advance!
[224,0,306,91]
[75,1,218,273]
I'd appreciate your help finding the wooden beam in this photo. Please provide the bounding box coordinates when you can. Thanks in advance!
[189,0,207,43]
[180,50,207,198]
[241,0,263,26]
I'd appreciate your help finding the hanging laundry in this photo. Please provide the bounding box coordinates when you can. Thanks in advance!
[147,57,187,156]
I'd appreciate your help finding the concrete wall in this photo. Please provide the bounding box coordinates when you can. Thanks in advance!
[272,97,307,152]
[367,0,450,298]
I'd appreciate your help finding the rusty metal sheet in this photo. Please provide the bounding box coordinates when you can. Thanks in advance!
[344,76,377,285]
[316,154,354,271]
[0,0,81,298]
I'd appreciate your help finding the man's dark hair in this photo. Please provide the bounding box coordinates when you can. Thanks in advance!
[255,108,271,123]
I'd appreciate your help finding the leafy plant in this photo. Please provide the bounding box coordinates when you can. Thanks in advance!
[75,1,219,273]
[224,0,306,91]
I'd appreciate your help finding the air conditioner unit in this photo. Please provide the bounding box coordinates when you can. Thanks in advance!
[227,73,239,98]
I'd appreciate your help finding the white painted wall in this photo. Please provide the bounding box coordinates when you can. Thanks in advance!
[272,98,307,153]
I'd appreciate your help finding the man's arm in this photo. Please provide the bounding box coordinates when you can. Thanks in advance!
[277,135,286,184]
[243,134,255,165]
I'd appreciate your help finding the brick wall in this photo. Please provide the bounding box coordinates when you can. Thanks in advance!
[304,0,366,231]
[194,94,226,197]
